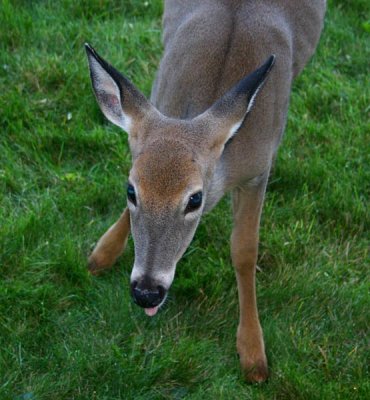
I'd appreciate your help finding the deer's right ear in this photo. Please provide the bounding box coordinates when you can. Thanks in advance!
[194,55,275,154]
[85,43,152,134]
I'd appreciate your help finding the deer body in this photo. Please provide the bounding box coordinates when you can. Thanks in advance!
[153,0,326,203]
[86,0,326,382]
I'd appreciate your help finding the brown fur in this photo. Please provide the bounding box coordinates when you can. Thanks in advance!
[88,208,130,275]
[86,0,326,382]
[133,141,202,210]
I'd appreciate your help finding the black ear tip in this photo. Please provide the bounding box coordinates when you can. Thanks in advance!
[84,43,96,57]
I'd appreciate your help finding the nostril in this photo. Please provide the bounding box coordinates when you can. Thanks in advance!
[157,285,165,299]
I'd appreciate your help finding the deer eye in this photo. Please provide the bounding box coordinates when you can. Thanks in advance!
[127,183,137,206]
[185,191,202,213]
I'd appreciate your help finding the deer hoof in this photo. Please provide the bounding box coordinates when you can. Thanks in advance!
[241,358,269,383]
[87,255,114,275]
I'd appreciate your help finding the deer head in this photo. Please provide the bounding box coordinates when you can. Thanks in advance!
[85,44,274,315]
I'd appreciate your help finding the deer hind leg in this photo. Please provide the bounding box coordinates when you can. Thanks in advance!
[231,178,269,383]
[88,208,130,275]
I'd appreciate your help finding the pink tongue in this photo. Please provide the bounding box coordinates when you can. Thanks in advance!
[144,306,159,317]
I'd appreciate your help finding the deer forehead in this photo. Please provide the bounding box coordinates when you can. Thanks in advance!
[131,142,203,208]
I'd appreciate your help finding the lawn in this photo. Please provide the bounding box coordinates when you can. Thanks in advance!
[0,0,369,399]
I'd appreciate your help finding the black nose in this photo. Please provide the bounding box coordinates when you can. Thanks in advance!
[130,281,166,308]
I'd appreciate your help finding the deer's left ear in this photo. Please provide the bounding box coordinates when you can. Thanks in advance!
[85,43,153,135]
[196,55,275,149]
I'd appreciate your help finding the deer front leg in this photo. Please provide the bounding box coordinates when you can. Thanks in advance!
[88,208,130,275]
[231,181,268,383]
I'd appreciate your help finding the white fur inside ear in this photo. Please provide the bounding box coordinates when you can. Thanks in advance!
[246,81,264,114]
[246,89,258,113]
[88,57,132,133]
[227,78,267,141]
[227,117,245,141]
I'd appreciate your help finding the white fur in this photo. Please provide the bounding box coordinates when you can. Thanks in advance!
[227,119,245,140]
[130,263,176,290]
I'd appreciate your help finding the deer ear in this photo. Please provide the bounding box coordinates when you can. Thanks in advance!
[197,55,275,147]
[85,43,152,134]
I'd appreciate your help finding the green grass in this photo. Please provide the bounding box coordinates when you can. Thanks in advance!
[0,0,369,399]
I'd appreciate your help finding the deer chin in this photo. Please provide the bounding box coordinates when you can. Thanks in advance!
[144,306,159,317]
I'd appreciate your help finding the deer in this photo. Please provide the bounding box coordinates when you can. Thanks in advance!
[85,0,326,382]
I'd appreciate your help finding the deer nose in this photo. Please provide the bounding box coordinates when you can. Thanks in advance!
[130,281,166,308]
